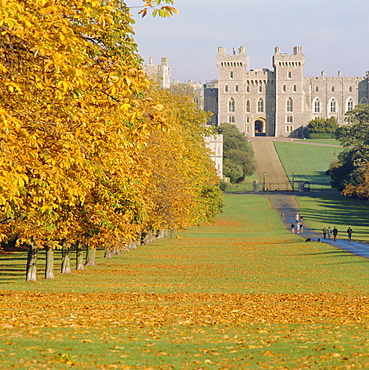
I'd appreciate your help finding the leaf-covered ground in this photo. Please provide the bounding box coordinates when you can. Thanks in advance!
[1,194,369,369]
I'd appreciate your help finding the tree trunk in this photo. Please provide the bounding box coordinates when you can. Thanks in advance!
[85,245,96,266]
[112,246,120,255]
[44,244,54,279]
[75,242,84,270]
[26,243,38,281]
[104,245,112,259]
[61,240,71,274]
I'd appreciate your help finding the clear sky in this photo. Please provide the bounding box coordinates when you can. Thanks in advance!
[126,0,369,83]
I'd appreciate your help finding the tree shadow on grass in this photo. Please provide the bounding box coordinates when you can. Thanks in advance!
[301,250,353,256]
[0,251,28,283]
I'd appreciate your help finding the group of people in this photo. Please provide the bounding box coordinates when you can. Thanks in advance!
[289,212,355,242]
[322,226,353,242]
[290,213,304,234]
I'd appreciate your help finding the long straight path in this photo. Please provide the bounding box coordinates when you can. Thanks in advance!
[250,138,292,191]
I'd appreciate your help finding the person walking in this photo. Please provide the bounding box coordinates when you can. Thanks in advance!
[347,227,353,241]
[333,227,338,242]
[291,223,295,233]
[322,227,327,239]
[295,213,300,223]
[327,227,332,239]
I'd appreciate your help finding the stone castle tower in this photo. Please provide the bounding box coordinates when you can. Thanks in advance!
[215,46,369,137]
[143,57,171,89]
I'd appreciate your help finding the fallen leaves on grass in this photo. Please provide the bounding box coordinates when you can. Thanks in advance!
[1,291,368,329]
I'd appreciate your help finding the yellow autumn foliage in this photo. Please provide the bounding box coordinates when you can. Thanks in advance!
[0,0,222,257]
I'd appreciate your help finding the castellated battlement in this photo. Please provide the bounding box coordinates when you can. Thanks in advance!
[273,46,305,67]
[216,46,248,69]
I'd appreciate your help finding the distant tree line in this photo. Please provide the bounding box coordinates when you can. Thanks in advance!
[216,123,255,184]
[326,104,369,198]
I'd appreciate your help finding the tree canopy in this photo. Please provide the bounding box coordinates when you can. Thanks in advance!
[0,0,223,280]
[328,104,369,194]
[306,117,339,138]
[216,123,255,184]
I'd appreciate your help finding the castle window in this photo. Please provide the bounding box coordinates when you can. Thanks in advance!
[228,98,235,112]
[246,86,250,92]
[286,125,293,132]
[315,87,319,92]
[349,86,353,92]
[230,71,234,79]
[360,97,369,104]
[286,116,293,123]
[246,99,250,112]
[259,85,262,93]
[283,85,286,92]
[246,116,250,123]
[224,85,228,92]
[331,86,335,92]
[293,85,297,92]
[257,98,264,112]
[286,97,293,112]
[288,71,292,79]
[313,98,321,113]
[228,116,235,123]
[235,85,239,92]
[329,98,337,113]
[346,97,354,111]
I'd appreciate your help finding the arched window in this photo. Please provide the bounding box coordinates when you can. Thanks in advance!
[228,98,235,112]
[257,98,264,113]
[246,99,250,113]
[329,98,337,113]
[313,98,320,113]
[346,97,354,112]
[360,97,368,104]
[286,97,293,112]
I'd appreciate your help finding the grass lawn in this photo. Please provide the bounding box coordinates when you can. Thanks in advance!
[296,193,369,244]
[223,172,259,193]
[2,194,369,369]
[274,141,344,190]
[295,139,341,146]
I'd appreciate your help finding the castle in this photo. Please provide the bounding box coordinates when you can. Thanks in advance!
[212,46,369,137]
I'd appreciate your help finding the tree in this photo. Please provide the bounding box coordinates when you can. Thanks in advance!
[306,117,339,138]
[0,0,224,281]
[216,123,255,183]
[0,0,165,279]
[140,87,223,231]
[328,104,369,193]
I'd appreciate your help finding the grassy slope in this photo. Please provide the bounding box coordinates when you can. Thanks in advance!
[2,194,369,369]
[274,141,344,189]
[274,140,369,243]
[295,138,340,145]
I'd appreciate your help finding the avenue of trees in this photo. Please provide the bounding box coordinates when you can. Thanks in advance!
[216,123,255,184]
[0,0,223,280]
[328,104,369,198]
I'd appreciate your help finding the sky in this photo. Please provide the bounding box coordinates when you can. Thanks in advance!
[126,0,369,83]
